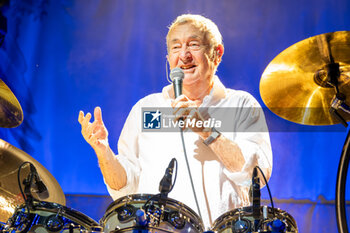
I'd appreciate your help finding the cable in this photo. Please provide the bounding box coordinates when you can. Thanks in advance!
[165,59,172,84]
[143,193,162,210]
[179,127,202,219]
[255,165,275,217]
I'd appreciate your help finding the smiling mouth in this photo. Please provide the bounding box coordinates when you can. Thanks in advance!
[180,64,196,70]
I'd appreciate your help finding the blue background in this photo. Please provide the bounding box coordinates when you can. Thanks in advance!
[1,0,350,232]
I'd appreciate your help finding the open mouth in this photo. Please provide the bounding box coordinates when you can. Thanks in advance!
[180,64,196,70]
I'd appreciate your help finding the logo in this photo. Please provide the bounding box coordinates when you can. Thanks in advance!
[143,110,162,129]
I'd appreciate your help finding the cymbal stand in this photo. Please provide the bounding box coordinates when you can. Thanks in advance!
[327,62,350,233]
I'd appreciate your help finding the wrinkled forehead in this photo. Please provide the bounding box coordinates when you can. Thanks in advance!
[167,23,208,46]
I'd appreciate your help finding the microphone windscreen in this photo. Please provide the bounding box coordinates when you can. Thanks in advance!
[170,67,184,81]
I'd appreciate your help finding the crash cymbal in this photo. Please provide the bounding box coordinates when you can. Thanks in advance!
[0,139,65,223]
[260,31,350,125]
[0,79,23,128]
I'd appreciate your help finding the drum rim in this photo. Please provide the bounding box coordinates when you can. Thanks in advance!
[15,200,99,227]
[211,205,298,230]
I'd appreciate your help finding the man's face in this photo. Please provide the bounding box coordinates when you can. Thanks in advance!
[167,24,216,87]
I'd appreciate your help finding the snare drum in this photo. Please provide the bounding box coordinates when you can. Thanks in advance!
[100,194,204,233]
[5,200,102,233]
[211,206,298,233]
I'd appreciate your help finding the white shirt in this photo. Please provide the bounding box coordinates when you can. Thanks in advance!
[106,76,272,229]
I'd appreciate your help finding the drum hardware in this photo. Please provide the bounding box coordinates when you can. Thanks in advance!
[6,200,102,233]
[100,194,204,233]
[260,31,350,233]
[0,139,66,223]
[113,158,178,230]
[330,93,350,127]
[211,206,298,233]
[45,212,65,231]
[232,210,250,233]
[223,166,296,233]
[18,162,50,211]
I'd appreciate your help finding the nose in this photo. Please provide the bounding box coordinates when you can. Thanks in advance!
[179,45,192,61]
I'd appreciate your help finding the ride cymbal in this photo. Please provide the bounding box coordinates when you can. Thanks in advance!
[260,31,350,125]
[0,139,65,223]
[0,79,23,128]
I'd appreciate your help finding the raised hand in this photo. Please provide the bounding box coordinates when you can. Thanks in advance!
[78,106,109,156]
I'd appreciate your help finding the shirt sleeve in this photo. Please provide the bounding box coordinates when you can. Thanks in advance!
[222,92,273,187]
[104,101,142,200]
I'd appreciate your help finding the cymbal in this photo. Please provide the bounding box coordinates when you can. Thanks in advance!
[260,31,350,125]
[0,139,65,223]
[0,79,23,128]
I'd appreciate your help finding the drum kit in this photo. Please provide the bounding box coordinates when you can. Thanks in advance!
[1,30,350,233]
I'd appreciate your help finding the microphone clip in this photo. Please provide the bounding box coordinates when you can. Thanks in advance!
[23,163,49,203]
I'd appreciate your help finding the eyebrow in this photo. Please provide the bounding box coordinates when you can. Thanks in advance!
[170,35,201,44]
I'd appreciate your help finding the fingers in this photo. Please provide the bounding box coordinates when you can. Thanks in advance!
[94,106,104,124]
[82,112,92,127]
[172,97,197,118]
[78,107,103,128]
[78,110,95,139]
[171,94,188,108]
[78,111,84,124]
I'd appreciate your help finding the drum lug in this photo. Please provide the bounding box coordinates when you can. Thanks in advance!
[45,214,64,232]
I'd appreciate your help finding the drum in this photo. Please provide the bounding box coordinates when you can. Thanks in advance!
[211,206,298,233]
[100,194,204,233]
[4,200,102,233]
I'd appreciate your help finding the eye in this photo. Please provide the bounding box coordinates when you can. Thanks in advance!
[189,41,200,49]
[171,44,181,52]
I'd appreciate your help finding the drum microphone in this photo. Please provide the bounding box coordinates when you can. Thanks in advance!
[170,67,184,98]
[159,158,176,195]
[251,166,261,219]
[30,164,50,199]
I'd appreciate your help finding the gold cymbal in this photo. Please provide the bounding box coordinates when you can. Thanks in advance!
[260,31,350,125]
[0,139,65,223]
[0,79,23,128]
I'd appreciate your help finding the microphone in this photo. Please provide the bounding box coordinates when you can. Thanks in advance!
[251,166,260,219]
[30,164,49,199]
[159,158,176,194]
[170,67,184,98]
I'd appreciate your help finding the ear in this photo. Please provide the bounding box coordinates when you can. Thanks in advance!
[214,44,224,65]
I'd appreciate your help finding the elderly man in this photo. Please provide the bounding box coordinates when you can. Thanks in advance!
[78,14,272,229]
